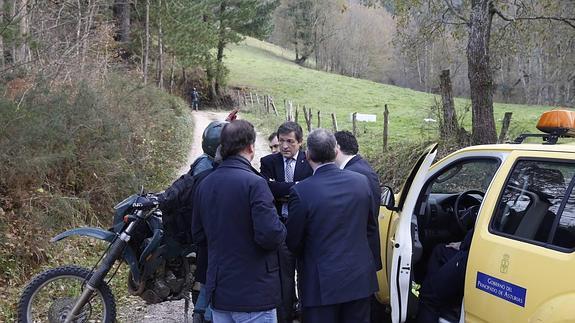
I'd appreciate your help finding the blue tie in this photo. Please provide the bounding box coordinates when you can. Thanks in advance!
[282,158,295,216]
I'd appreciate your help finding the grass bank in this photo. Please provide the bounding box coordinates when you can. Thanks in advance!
[225,37,552,159]
[0,75,193,320]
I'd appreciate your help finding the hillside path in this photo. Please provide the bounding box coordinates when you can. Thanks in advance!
[117,109,271,323]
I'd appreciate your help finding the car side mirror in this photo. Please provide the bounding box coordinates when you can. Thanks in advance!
[380,185,399,211]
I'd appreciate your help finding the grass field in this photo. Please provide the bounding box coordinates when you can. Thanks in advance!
[225,37,553,157]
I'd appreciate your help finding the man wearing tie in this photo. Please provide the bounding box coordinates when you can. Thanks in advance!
[286,129,379,323]
[260,121,313,323]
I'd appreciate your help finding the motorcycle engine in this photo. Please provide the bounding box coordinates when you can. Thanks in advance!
[128,254,196,305]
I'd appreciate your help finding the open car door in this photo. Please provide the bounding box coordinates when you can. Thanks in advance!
[390,143,438,323]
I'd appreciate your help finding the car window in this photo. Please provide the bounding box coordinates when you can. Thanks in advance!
[491,159,575,251]
[430,159,500,194]
[551,189,575,249]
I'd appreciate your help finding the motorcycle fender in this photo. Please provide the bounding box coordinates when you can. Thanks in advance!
[51,227,117,243]
[51,227,142,282]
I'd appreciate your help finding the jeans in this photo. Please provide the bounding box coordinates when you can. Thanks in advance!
[212,308,277,323]
[194,284,213,321]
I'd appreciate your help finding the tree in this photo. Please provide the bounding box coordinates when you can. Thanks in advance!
[157,0,163,89]
[143,0,150,84]
[207,0,278,97]
[0,0,4,68]
[388,0,575,144]
[114,0,130,43]
[287,0,315,64]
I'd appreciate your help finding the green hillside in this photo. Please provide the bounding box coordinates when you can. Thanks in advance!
[225,37,552,156]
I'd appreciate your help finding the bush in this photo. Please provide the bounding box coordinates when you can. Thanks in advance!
[0,75,193,320]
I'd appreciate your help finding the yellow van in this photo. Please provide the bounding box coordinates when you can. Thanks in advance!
[376,110,575,322]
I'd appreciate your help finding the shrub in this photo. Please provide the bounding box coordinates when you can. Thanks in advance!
[0,75,193,320]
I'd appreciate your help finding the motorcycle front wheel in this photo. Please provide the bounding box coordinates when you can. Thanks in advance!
[18,265,116,323]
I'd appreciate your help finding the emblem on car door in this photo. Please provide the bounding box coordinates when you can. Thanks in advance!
[500,254,510,273]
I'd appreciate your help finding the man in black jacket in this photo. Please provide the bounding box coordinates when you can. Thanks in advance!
[193,120,286,322]
[334,130,382,270]
[260,121,313,323]
[287,129,379,323]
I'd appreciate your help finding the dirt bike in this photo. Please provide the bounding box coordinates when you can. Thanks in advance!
[17,191,197,323]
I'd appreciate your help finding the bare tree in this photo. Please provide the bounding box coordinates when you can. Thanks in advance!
[143,0,150,84]
[0,0,5,68]
[157,0,163,89]
[114,0,130,42]
[17,0,30,64]
[388,0,575,144]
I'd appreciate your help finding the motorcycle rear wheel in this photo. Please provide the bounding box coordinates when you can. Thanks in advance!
[18,265,116,323]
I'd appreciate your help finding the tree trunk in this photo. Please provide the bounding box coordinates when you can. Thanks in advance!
[467,0,497,144]
[157,0,163,89]
[9,0,16,63]
[215,39,225,95]
[114,0,130,42]
[439,69,458,139]
[169,54,175,94]
[0,0,4,68]
[17,0,29,64]
[214,1,227,97]
[205,55,217,102]
[143,0,149,84]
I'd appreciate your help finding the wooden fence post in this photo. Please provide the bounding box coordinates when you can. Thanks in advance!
[295,104,299,124]
[352,112,357,136]
[308,108,312,131]
[255,93,260,106]
[303,106,312,132]
[317,110,321,128]
[331,113,338,131]
[383,104,389,152]
[243,92,247,106]
[236,90,241,105]
[249,92,254,108]
[269,97,279,116]
[498,112,513,143]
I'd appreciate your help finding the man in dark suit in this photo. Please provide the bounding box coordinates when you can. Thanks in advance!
[334,130,382,271]
[286,128,379,323]
[192,120,286,322]
[260,121,313,323]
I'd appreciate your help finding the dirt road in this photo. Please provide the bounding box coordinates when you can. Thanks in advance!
[177,110,269,176]
[117,110,271,322]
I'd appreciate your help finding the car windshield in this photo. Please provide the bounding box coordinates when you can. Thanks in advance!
[431,159,500,194]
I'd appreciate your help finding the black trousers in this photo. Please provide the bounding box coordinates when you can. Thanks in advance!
[277,242,296,323]
[303,297,370,323]
[416,248,469,323]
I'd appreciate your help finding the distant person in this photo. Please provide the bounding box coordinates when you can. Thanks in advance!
[286,128,379,323]
[191,87,200,111]
[260,121,313,323]
[334,130,382,270]
[268,132,280,154]
[192,120,286,323]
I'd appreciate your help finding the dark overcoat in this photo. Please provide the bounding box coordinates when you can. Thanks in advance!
[192,156,286,312]
[286,164,379,307]
[344,154,383,270]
